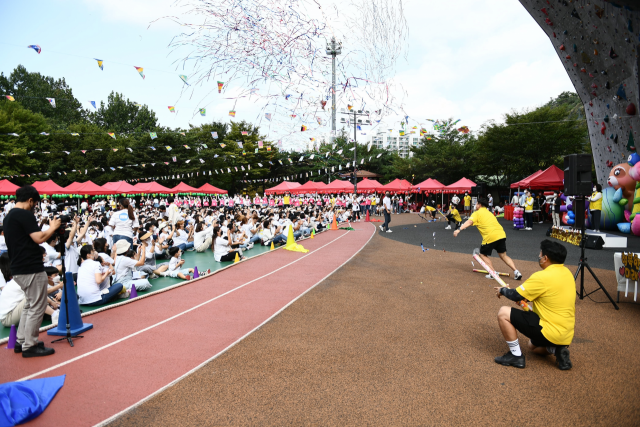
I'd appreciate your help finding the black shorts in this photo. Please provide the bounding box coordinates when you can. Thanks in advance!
[510,309,555,347]
[480,238,507,256]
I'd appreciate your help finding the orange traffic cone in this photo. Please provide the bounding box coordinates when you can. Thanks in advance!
[330,215,339,230]
[365,210,370,222]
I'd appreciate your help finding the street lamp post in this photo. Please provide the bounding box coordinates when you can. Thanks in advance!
[326,38,342,142]
[340,109,371,194]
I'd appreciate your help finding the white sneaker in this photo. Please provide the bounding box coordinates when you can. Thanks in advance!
[119,290,131,299]
[51,309,60,325]
[379,225,383,231]
[485,274,494,279]
[386,229,393,233]
[445,225,451,230]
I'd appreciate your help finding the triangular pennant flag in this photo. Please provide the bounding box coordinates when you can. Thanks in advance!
[95,59,103,70]
[179,75,189,85]
[28,44,41,54]
[5,95,15,101]
[149,132,157,139]
[199,108,206,116]
[168,106,175,113]
[46,98,56,108]
[108,132,116,139]
[217,81,224,93]
[134,66,145,79]
[211,132,218,139]
[166,146,172,151]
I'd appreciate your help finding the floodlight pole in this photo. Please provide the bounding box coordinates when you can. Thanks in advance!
[340,109,371,194]
[326,38,341,142]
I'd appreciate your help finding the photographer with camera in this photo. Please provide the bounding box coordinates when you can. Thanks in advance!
[4,185,61,357]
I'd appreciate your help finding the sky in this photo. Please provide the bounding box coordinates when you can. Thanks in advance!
[0,0,575,150]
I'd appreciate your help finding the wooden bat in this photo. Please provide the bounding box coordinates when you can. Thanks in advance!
[473,253,530,311]
[473,269,510,277]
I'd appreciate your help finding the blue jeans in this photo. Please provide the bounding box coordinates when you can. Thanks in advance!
[383,211,391,231]
[112,235,133,246]
[82,284,124,306]
[273,234,287,244]
[249,235,262,244]
[176,242,194,251]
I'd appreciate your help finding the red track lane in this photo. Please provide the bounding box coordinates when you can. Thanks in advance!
[1,224,374,427]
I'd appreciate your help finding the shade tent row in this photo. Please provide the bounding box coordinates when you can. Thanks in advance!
[5,180,227,196]
[509,165,564,190]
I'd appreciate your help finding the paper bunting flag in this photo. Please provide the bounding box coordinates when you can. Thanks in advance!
[309,154,315,160]
[278,140,282,148]
[285,94,291,100]
[168,106,175,113]
[95,59,103,70]
[301,125,307,131]
[164,162,169,165]
[134,103,142,107]
[316,117,322,125]
[134,66,145,79]
[267,146,272,151]
[310,137,315,142]
[89,101,97,109]
[399,130,405,136]
[241,131,248,135]
[46,98,56,108]
[126,147,133,152]
[349,147,355,151]
[149,132,157,140]
[70,133,79,136]
[321,100,327,109]
[112,148,118,152]
[211,131,218,139]
[241,165,245,171]
[199,158,205,163]
[347,104,353,111]
[217,81,224,93]
[150,146,156,150]
[337,149,343,155]
[201,144,208,148]
[40,132,49,136]
[229,110,236,117]
[254,148,258,153]
[234,167,238,172]
[258,141,263,148]
[290,114,297,118]
[361,158,364,164]
[5,96,14,101]
[367,143,372,152]
[199,108,206,116]
[219,143,226,148]
[278,160,283,165]
[172,157,177,162]
[376,153,382,158]
[80,150,86,154]
[108,132,116,139]
[182,145,189,149]
[185,160,191,163]
[457,126,470,134]
[238,141,243,148]
[265,113,271,121]
[299,156,304,161]
[165,146,172,151]
[179,75,189,85]
[288,158,293,164]
[28,45,41,54]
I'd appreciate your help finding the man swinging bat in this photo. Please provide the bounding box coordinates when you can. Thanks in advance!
[453,197,522,280]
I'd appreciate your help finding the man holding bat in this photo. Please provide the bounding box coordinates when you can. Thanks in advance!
[453,197,522,280]
[493,240,574,370]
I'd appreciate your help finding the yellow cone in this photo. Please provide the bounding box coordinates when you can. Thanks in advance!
[270,241,275,250]
[234,252,240,263]
[284,225,309,253]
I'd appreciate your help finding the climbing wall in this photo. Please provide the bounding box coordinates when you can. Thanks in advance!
[519,0,640,184]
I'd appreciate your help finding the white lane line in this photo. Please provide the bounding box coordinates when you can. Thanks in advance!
[95,223,376,427]
[18,230,356,382]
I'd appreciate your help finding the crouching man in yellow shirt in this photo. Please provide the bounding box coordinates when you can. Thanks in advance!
[494,239,575,370]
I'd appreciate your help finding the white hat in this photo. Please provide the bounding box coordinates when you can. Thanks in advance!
[115,239,131,255]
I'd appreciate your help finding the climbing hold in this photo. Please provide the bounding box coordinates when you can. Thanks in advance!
[570,9,580,19]
[627,103,637,116]
[591,83,598,89]
[559,44,565,51]
[545,18,553,26]
[580,68,587,73]
[601,70,607,75]
[605,81,611,89]
[606,104,610,109]
[595,5,604,18]
[594,49,598,56]
[614,134,619,143]
[589,101,593,107]
[617,85,628,101]
[601,124,606,135]
[565,55,572,60]
[613,114,619,120]
[563,30,568,35]
[610,133,615,140]
[604,115,609,123]
[540,7,548,16]
[573,63,578,67]
[610,47,618,59]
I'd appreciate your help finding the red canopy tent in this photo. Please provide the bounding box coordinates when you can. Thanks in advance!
[356,178,382,194]
[101,181,137,194]
[265,181,301,195]
[132,182,173,194]
[198,183,228,194]
[444,177,477,193]
[320,179,352,194]
[381,178,412,193]
[31,180,67,195]
[290,181,325,195]
[410,178,445,193]
[74,180,113,196]
[0,179,20,196]
[510,165,564,190]
[63,182,84,194]
[171,182,200,194]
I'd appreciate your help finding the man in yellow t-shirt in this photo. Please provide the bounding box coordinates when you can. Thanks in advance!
[454,196,522,280]
[523,190,534,230]
[444,203,462,230]
[463,192,472,218]
[283,193,290,207]
[493,239,575,370]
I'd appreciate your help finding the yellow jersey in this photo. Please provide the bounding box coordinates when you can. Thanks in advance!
[464,195,471,207]
[516,264,576,345]
[451,208,462,223]
[590,192,602,211]
[469,207,506,245]
[525,197,534,212]
[283,196,290,204]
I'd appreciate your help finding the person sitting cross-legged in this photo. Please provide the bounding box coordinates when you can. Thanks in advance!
[493,239,575,370]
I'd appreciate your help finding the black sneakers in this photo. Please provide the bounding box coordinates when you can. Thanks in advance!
[555,346,572,370]
[22,344,55,358]
[13,340,44,354]
[494,351,526,368]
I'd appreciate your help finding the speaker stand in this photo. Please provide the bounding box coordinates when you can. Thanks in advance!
[574,219,619,310]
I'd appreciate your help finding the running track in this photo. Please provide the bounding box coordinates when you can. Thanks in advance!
[0,224,375,426]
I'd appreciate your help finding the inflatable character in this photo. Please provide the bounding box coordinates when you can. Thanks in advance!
[608,162,635,212]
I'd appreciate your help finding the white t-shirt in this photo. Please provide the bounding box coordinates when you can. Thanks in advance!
[194,226,214,248]
[77,259,103,305]
[0,235,7,251]
[0,279,24,322]
[64,242,80,274]
[173,229,189,246]
[109,209,138,238]
[213,237,230,262]
[383,196,392,211]
[81,202,88,210]
[169,256,183,271]
[42,242,61,266]
[114,256,138,283]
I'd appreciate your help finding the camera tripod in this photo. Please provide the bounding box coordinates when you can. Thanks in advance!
[572,196,619,310]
